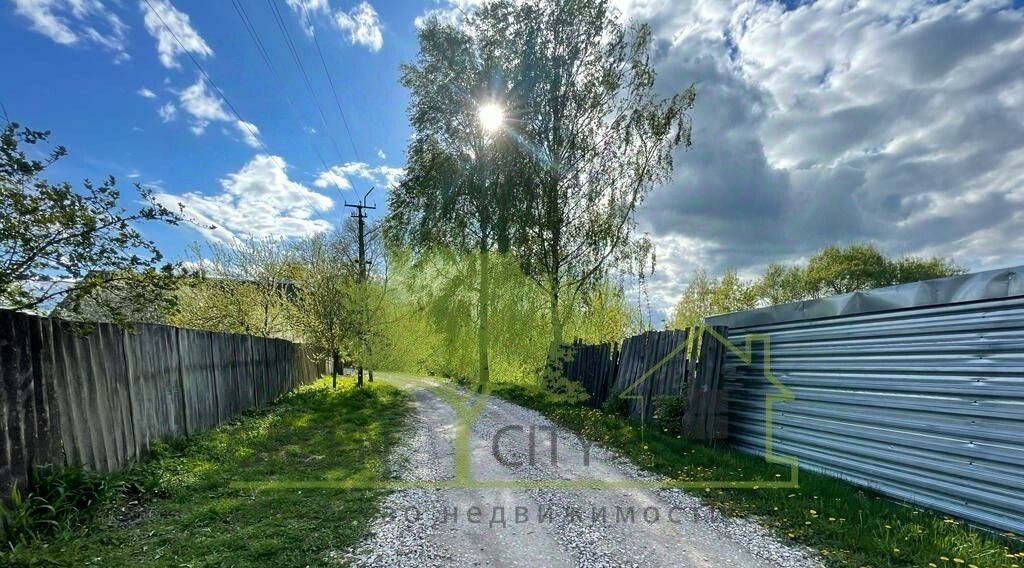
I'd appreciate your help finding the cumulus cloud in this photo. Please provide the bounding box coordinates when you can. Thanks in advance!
[335,1,383,51]
[176,76,262,148]
[137,87,157,98]
[139,0,212,69]
[156,154,334,244]
[613,0,1024,315]
[178,76,230,131]
[376,148,386,160]
[13,0,130,61]
[314,161,403,191]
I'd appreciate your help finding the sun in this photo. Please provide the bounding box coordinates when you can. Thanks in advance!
[478,102,505,132]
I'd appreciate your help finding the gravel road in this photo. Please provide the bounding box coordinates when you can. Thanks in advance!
[338,375,821,567]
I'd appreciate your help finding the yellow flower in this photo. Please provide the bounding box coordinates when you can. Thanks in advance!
[953,559,965,564]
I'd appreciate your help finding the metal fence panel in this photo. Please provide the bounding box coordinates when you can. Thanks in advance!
[711,293,1024,535]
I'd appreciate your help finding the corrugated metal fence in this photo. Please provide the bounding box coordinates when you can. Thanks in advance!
[0,308,326,496]
[707,266,1024,535]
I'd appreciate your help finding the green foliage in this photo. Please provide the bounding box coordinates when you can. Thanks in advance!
[651,395,687,435]
[1,465,108,547]
[2,379,411,566]
[0,121,183,324]
[601,388,630,417]
[669,243,967,327]
[290,228,360,379]
[374,249,640,394]
[171,238,296,339]
[803,243,966,296]
[391,0,692,389]
[492,385,1024,568]
[667,269,759,330]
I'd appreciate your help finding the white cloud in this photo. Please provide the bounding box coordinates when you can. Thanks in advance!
[285,0,331,36]
[611,0,1024,315]
[156,154,334,244]
[414,0,480,28]
[334,1,383,52]
[137,87,157,99]
[376,148,386,160]
[178,77,230,123]
[176,76,260,147]
[235,120,262,149]
[139,0,213,70]
[157,101,177,122]
[314,161,404,190]
[188,120,209,135]
[13,0,129,61]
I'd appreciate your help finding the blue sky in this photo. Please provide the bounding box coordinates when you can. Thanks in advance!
[2,0,422,254]
[4,0,1024,317]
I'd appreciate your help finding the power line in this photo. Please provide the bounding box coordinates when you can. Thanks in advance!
[264,0,348,166]
[140,0,327,215]
[141,0,269,161]
[230,0,332,175]
[296,1,362,163]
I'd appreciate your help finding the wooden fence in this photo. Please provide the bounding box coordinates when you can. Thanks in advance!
[561,326,729,438]
[0,309,326,496]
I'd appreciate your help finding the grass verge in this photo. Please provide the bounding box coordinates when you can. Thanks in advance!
[2,377,410,567]
[490,381,1024,568]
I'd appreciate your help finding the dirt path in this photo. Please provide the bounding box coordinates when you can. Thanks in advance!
[341,374,820,567]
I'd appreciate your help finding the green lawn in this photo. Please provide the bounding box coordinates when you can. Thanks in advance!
[491,382,1024,568]
[3,378,411,567]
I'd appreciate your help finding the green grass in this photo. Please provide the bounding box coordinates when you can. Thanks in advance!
[2,377,411,567]
[491,381,1024,568]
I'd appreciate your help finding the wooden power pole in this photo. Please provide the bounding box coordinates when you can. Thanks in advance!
[345,189,376,387]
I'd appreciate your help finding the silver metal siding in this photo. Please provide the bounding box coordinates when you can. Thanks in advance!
[718,296,1024,534]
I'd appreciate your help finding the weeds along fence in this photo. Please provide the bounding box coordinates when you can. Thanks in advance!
[707,266,1024,535]
[0,308,327,497]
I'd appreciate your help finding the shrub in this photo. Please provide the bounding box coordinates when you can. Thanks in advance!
[1,465,108,546]
[652,395,687,435]
[602,388,630,417]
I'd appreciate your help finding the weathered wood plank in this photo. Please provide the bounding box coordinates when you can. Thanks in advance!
[178,328,219,434]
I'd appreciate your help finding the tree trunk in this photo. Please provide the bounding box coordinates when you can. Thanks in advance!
[331,349,339,389]
[544,288,564,385]
[477,249,491,387]
[357,366,364,388]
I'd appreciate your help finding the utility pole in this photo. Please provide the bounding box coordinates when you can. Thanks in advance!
[344,188,376,387]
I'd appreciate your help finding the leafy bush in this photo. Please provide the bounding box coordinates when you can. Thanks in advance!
[652,395,687,435]
[540,374,590,405]
[1,465,108,546]
[602,388,630,417]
